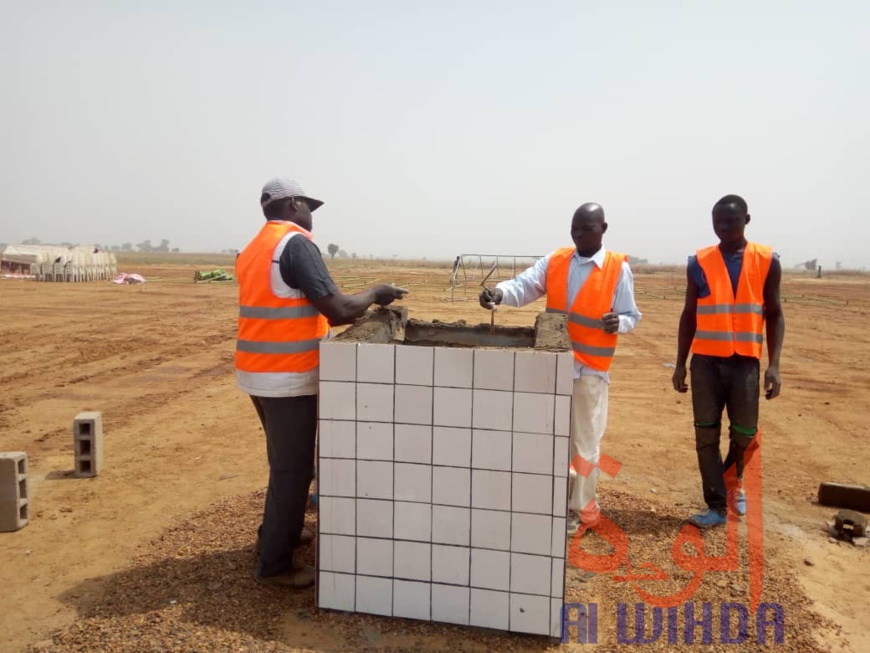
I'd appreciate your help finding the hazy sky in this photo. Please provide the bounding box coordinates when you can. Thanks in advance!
[2,1,867,267]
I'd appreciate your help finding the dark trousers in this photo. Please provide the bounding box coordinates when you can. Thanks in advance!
[690,354,759,513]
[250,394,317,577]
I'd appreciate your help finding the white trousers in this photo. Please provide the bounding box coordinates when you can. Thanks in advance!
[567,375,609,523]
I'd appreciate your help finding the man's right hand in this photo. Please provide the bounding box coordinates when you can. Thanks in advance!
[672,364,688,393]
[372,284,408,306]
[479,287,503,309]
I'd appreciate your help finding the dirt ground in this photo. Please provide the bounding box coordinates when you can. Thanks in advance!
[0,260,867,652]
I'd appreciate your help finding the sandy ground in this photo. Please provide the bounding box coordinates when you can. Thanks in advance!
[0,261,867,652]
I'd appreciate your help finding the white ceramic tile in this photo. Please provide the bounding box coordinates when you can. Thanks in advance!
[318,571,355,611]
[356,575,392,617]
[432,584,470,625]
[319,342,357,382]
[471,390,513,431]
[394,463,431,503]
[551,557,565,598]
[514,350,557,394]
[556,352,574,396]
[433,466,471,507]
[432,505,470,546]
[509,552,551,595]
[550,598,565,638]
[553,476,568,518]
[470,588,509,630]
[551,517,567,557]
[319,534,355,573]
[318,420,355,459]
[393,579,431,621]
[512,473,552,515]
[432,544,470,585]
[318,496,356,535]
[433,387,472,427]
[357,460,393,500]
[513,392,555,435]
[356,422,393,461]
[434,347,474,388]
[356,499,393,538]
[510,593,550,635]
[396,345,434,386]
[319,382,356,421]
[554,395,571,437]
[471,470,511,511]
[471,548,510,590]
[394,424,432,464]
[473,349,514,391]
[553,435,569,476]
[357,383,394,423]
[394,385,433,425]
[318,458,355,497]
[394,541,431,581]
[432,427,471,467]
[471,429,512,471]
[357,343,395,384]
[394,501,431,541]
[471,508,511,551]
[357,538,393,577]
[511,512,552,556]
[512,432,553,475]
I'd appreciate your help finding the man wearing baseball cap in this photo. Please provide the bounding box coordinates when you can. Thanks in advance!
[236,177,407,588]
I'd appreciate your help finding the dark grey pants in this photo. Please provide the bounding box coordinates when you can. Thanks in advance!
[250,394,317,577]
[690,354,759,514]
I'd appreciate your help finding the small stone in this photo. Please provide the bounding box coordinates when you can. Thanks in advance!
[828,536,839,544]
[24,549,31,556]
[716,579,728,589]
[207,580,222,591]
[168,599,177,605]
[650,507,657,514]
[650,488,658,494]
[852,537,869,548]
[803,558,815,566]
[729,583,742,596]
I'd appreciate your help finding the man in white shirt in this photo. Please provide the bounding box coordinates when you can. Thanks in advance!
[479,203,641,539]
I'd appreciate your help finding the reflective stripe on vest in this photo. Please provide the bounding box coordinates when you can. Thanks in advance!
[691,242,772,359]
[234,221,329,377]
[544,247,625,371]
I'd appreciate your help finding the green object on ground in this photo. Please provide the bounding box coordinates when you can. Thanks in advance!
[194,269,236,282]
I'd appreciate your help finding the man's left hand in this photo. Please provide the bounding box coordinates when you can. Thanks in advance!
[601,312,619,334]
[764,365,782,400]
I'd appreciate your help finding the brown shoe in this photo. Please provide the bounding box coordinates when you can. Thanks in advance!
[254,563,315,589]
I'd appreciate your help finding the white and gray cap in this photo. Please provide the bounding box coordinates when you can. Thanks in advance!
[260,177,324,211]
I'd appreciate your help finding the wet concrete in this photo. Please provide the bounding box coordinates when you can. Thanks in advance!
[333,308,569,351]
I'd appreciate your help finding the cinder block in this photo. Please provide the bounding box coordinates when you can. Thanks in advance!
[514,351,557,394]
[73,411,103,478]
[434,347,474,388]
[510,593,550,635]
[0,452,29,532]
[509,552,550,595]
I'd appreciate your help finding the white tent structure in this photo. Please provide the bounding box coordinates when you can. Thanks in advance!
[0,244,117,281]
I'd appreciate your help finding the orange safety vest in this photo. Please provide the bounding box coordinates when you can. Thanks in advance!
[691,242,773,359]
[545,247,626,372]
[235,221,329,378]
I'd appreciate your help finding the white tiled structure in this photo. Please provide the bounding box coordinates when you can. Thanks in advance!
[318,343,572,637]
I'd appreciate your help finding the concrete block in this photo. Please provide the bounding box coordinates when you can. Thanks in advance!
[432,466,470,507]
[471,429,512,471]
[513,392,555,435]
[432,427,471,467]
[356,575,393,616]
[471,548,510,590]
[512,432,553,475]
[471,390,513,431]
[395,345,434,386]
[432,584,470,625]
[433,388,472,428]
[357,538,393,577]
[434,347,474,388]
[393,579,431,620]
[470,588,509,630]
[73,411,103,478]
[512,473,552,515]
[319,342,357,382]
[473,349,514,391]
[357,343,395,384]
[394,541,431,581]
[509,552,550,595]
[511,512,551,556]
[510,593,550,635]
[514,351,557,394]
[471,508,511,551]
[432,544,470,585]
[0,452,29,532]
[318,571,356,611]
[394,385,433,425]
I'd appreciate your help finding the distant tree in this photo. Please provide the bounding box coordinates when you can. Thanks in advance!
[327,243,339,259]
[59,241,74,248]
[338,249,348,258]
[171,248,180,253]
[137,239,153,252]
[157,238,170,252]
[836,261,842,270]
[22,237,41,245]
[803,258,817,271]
[121,242,133,251]
[352,252,358,259]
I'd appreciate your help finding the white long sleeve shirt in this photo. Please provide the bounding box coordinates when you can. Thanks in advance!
[495,247,642,383]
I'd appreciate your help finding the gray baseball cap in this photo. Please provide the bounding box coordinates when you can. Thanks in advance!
[260,177,324,211]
